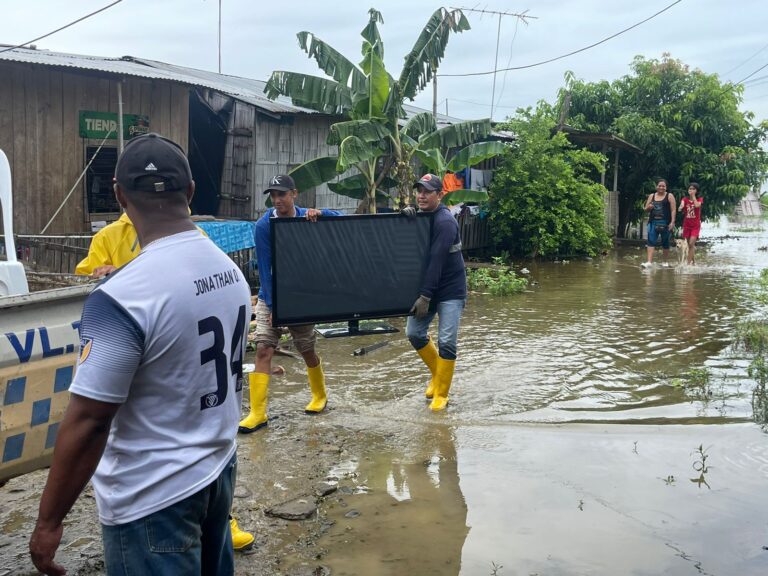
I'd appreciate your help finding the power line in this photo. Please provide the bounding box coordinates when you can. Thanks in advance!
[0,0,124,54]
[495,16,521,109]
[452,7,536,121]
[732,61,768,87]
[439,0,684,78]
[721,41,768,79]
[447,97,520,110]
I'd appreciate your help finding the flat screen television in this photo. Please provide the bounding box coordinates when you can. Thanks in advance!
[271,213,432,326]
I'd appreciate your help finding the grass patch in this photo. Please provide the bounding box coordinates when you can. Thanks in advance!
[467,257,528,296]
[670,367,713,401]
[733,319,768,355]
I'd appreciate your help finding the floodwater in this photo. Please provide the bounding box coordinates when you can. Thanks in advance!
[294,216,768,576]
[3,217,768,576]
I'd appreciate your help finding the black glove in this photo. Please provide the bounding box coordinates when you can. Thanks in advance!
[410,295,431,318]
[401,206,417,217]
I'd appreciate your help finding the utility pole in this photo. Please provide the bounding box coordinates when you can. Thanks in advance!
[433,70,438,117]
[218,0,222,73]
[452,7,536,121]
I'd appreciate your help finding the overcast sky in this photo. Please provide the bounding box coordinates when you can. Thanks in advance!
[2,0,767,126]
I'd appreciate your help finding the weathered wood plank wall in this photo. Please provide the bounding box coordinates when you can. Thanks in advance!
[0,62,189,234]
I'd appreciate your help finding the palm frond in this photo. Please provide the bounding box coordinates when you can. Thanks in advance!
[442,188,489,206]
[327,120,391,146]
[403,112,437,140]
[328,173,394,201]
[358,42,390,118]
[264,71,352,115]
[413,148,446,175]
[288,156,340,190]
[337,136,380,172]
[420,119,493,150]
[297,31,366,93]
[447,141,507,172]
[360,9,385,59]
[398,8,470,100]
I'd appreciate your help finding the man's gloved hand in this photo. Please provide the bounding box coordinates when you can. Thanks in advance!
[410,295,431,318]
[401,206,417,217]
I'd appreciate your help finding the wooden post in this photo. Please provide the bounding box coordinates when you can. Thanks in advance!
[600,143,607,187]
[117,80,124,154]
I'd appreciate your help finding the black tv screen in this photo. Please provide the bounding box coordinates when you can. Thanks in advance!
[271,213,432,326]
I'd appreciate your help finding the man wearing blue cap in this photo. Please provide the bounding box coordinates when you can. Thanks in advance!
[407,174,467,411]
[238,174,342,433]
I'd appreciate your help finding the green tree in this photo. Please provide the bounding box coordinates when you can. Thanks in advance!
[263,8,503,212]
[489,107,612,258]
[560,55,768,235]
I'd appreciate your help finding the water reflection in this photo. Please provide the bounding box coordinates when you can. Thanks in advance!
[322,425,468,576]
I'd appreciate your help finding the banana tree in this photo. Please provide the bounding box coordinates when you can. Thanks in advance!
[263,7,470,213]
[398,113,508,206]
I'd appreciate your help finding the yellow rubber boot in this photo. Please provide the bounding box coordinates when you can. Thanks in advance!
[416,338,439,399]
[429,357,456,412]
[230,517,254,550]
[305,361,327,413]
[238,372,269,433]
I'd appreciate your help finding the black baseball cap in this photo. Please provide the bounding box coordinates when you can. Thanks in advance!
[264,174,296,194]
[413,173,442,193]
[115,133,192,193]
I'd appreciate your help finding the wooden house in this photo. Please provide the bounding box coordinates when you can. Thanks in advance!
[0,46,351,234]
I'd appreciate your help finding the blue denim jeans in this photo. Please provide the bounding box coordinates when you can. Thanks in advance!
[406,299,465,360]
[101,454,236,576]
[647,221,671,249]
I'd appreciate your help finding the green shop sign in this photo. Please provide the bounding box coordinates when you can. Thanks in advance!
[79,111,150,140]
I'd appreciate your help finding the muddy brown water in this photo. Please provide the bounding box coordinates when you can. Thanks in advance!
[3,217,768,576]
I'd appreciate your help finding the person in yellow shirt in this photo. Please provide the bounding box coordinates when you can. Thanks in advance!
[75,213,140,277]
[74,212,254,550]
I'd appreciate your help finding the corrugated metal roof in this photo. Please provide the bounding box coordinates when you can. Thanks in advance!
[0,46,504,135]
[0,47,315,115]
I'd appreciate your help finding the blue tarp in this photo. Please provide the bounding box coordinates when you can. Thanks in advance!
[196,220,256,254]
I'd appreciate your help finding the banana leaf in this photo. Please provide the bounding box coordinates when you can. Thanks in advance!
[413,148,446,175]
[288,156,340,191]
[419,119,492,150]
[357,42,390,118]
[447,141,507,172]
[264,71,352,115]
[328,176,391,203]
[403,112,437,140]
[360,9,385,59]
[327,120,390,147]
[296,31,366,94]
[337,136,379,173]
[442,188,489,206]
[399,8,470,99]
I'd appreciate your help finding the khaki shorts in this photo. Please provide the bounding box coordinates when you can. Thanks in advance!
[254,298,316,353]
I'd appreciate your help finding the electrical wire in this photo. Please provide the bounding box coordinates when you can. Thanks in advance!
[0,0,124,55]
[439,0,684,77]
[494,16,521,108]
[731,61,768,87]
[721,41,768,78]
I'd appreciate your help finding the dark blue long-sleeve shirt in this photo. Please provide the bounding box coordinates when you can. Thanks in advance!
[254,206,342,308]
[420,204,466,302]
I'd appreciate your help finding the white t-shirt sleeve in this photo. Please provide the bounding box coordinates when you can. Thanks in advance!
[69,288,144,404]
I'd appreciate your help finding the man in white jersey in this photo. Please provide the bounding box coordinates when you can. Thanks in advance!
[29,133,251,575]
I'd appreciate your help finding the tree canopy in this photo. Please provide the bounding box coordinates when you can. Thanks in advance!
[489,107,611,258]
[559,55,768,233]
